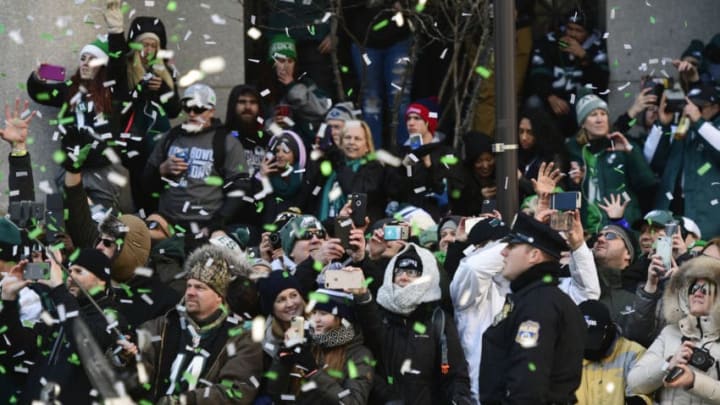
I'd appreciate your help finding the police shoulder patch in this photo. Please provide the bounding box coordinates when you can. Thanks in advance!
[515,320,540,348]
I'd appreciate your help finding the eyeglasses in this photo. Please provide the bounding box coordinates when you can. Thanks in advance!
[599,232,620,241]
[183,105,208,115]
[297,229,326,240]
[394,268,421,278]
[689,282,712,296]
[96,237,116,248]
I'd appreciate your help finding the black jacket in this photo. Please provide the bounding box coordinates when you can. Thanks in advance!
[0,286,128,404]
[355,297,472,405]
[480,261,585,404]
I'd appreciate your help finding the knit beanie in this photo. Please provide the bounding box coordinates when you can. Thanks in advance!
[269,130,307,170]
[70,248,112,283]
[127,16,168,49]
[185,244,234,299]
[99,215,151,282]
[311,288,355,323]
[575,94,608,125]
[681,39,705,64]
[80,37,109,64]
[268,34,297,61]
[406,97,440,135]
[0,218,22,262]
[280,215,325,255]
[600,225,637,264]
[325,102,355,122]
[257,270,304,316]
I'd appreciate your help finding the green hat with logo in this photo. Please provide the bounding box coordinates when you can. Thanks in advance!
[268,34,297,62]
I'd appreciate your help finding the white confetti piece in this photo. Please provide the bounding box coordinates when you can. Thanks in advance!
[610,8,616,19]
[9,30,24,45]
[210,14,227,25]
[200,56,226,74]
[363,53,372,66]
[252,316,265,342]
[301,381,317,392]
[38,180,54,195]
[145,1,155,6]
[260,88,271,97]
[179,69,204,87]
[617,82,631,91]
[623,44,632,50]
[247,27,262,40]
[183,30,192,42]
[374,149,402,167]
[602,32,609,39]
[665,192,674,201]
[569,93,576,105]
[134,267,154,277]
[226,342,236,357]
[157,49,174,59]
[711,199,719,206]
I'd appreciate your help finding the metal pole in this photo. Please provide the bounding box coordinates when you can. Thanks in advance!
[494,0,518,221]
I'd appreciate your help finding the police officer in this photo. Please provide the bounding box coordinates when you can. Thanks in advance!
[479,213,585,404]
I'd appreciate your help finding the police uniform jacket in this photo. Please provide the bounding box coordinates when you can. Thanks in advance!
[480,261,585,404]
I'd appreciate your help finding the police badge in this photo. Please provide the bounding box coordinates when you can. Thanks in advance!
[515,320,540,348]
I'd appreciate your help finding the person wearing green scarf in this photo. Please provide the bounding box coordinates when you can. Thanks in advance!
[566,93,657,233]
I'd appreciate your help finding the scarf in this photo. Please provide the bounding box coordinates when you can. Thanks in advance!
[318,158,363,221]
[376,244,442,315]
[310,324,355,348]
[269,163,303,199]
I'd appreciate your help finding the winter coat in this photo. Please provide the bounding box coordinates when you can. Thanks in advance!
[576,336,652,405]
[652,115,720,239]
[624,283,665,348]
[136,307,263,404]
[597,266,641,335]
[0,286,128,404]
[628,256,720,404]
[265,332,375,404]
[399,136,461,219]
[480,261,586,404]
[527,29,609,102]
[264,77,330,147]
[566,136,658,233]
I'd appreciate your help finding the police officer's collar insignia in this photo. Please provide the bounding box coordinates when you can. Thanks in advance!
[492,299,514,326]
[515,320,540,348]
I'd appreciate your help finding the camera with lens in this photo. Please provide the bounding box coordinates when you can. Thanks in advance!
[689,347,715,371]
[269,232,282,250]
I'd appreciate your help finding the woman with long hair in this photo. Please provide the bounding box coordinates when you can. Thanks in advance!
[266,288,374,404]
[26,36,133,212]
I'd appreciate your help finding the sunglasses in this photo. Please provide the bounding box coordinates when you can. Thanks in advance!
[183,105,208,115]
[297,229,326,241]
[394,268,421,278]
[95,237,116,248]
[146,220,170,237]
[689,282,713,296]
[599,231,620,241]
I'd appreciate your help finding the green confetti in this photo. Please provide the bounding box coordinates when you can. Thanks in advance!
[628,118,637,127]
[308,25,316,36]
[613,167,624,174]
[129,42,144,51]
[263,223,278,232]
[475,66,492,79]
[255,201,264,213]
[0,24,5,34]
[542,274,554,283]
[341,65,349,73]
[174,224,186,233]
[69,248,80,262]
[387,376,394,385]
[53,150,67,165]
[415,3,426,12]
[68,353,81,365]
[228,326,244,337]
[528,362,536,372]
[440,155,459,165]
[698,162,712,176]
[264,370,278,380]
[650,16,656,24]
[347,359,358,379]
[205,176,224,186]
[183,371,198,386]
[327,368,344,379]
[624,92,632,98]
[450,189,461,199]
[36,92,51,101]
[309,291,330,303]
[166,1,178,11]
[320,160,333,177]
[364,276,374,287]
[89,285,104,296]
[0,365,5,375]
[0,325,6,334]
[612,58,619,67]
[413,322,427,334]
[313,260,323,271]
[121,3,130,14]
[372,19,389,31]
[28,227,43,240]
[40,33,54,41]
[347,88,354,97]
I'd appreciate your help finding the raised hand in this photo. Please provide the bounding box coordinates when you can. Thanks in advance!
[597,193,630,219]
[531,161,564,197]
[0,99,36,146]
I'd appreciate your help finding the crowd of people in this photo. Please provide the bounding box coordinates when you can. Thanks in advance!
[0,0,719,404]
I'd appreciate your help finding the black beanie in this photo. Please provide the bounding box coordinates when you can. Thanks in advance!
[69,248,112,284]
[127,16,168,49]
[257,270,304,316]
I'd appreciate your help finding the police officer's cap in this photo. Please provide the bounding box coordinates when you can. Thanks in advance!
[503,213,569,259]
